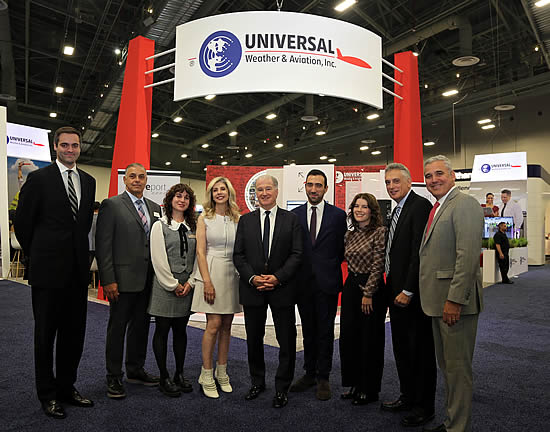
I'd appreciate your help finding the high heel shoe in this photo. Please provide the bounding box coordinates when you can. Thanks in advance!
[214,363,233,393]
[198,366,219,399]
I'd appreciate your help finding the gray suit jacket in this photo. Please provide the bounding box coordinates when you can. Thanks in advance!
[419,188,484,317]
[96,191,161,293]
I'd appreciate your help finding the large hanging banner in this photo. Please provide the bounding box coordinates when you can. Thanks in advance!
[174,11,382,108]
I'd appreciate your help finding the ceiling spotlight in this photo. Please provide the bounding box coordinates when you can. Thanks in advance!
[181,153,188,158]
[318,94,325,97]
[49,112,57,118]
[477,119,492,125]
[114,48,121,55]
[334,0,357,12]
[424,84,429,89]
[535,0,550,7]
[423,141,435,146]
[316,130,326,136]
[412,52,419,57]
[204,94,216,100]
[118,61,123,66]
[147,7,153,13]
[265,113,277,120]
[165,161,171,166]
[320,155,328,160]
[204,167,207,171]
[302,126,306,130]
[245,153,253,158]
[361,139,376,144]
[201,143,209,148]
[328,157,337,162]
[221,161,228,165]
[442,89,459,97]
[535,46,540,52]
[173,116,183,123]
[274,143,284,148]
[456,73,460,78]
[55,86,64,94]
[63,45,74,56]
[152,133,159,138]
[494,104,515,111]
[100,93,104,98]
[360,145,369,151]
[482,124,496,130]
[371,150,382,155]
[228,131,238,136]
[367,113,380,120]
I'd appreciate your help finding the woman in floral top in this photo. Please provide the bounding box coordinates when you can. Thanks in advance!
[339,193,387,406]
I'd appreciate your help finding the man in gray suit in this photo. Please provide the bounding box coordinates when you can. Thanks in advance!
[419,155,484,432]
[96,163,162,399]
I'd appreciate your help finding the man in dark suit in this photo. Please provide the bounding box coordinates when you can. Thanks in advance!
[233,174,303,408]
[96,163,161,399]
[15,126,96,419]
[289,169,347,400]
[381,163,437,427]
[420,155,483,432]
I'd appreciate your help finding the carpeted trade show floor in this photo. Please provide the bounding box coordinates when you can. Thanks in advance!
[1,266,549,432]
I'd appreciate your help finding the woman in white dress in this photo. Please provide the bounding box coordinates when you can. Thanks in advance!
[191,177,241,398]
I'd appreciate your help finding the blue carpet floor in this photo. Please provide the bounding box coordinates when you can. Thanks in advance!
[1,266,549,431]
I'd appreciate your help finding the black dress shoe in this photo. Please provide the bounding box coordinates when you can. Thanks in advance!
[401,412,435,427]
[126,369,160,386]
[107,376,126,399]
[244,384,266,401]
[159,378,181,398]
[174,373,193,393]
[341,387,357,400]
[59,388,94,407]
[423,424,446,432]
[41,400,66,419]
[352,392,379,406]
[502,280,514,284]
[289,374,316,392]
[381,396,412,412]
[272,392,288,408]
[316,379,331,401]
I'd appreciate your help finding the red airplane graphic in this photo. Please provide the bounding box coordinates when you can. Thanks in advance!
[336,48,372,69]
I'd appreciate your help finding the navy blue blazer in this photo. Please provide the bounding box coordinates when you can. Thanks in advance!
[292,201,347,296]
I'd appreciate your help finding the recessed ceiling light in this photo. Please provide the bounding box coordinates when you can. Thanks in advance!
[320,155,328,160]
[204,167,207,171]
[173,116,183,123]
[316,130,326,136]
[152,133,159,138]
[180,153,188,158]
[274,143,284,148]
[423,141,435,146]
[494,104,515,111]
[100,93,104,98]
[361,139,376,144]
[114,48,121,55]
[201,143,209,148]
[221,161,228,165]
[63,45,74,56]
[318,94,325,97]
[367,113,380,120]
[49,112,57,118]
[204,94,216,100]
[424,84,429,89]
[118,61,122,66]
[482,124,496,130]
[477,119,491,125]
[412,52,419,57]
[245,153,253,158]
[328,157,337,162]
[334,0,357,12]
[442,89,459,97]
[165,161,171,166]
[535,0,550,7]
[265,113,277,120]
[55,86,64,94]
[289,162,296,166]
[360,145,369,151]
[371,150,382,155]
[535,46,540,52]
[456,73,460,78]
[228,131,238,136]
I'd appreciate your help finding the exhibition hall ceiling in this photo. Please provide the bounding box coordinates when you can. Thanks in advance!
[1,0,550,178]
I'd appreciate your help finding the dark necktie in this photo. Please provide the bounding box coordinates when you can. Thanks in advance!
[67,170,78,220]
[263,210,271,262]
[501,203,507,216]
[178,223,188,257]
[425,202,440,235]
[135,199,150,237]
[385,206,401,275]
[310,206,317,245]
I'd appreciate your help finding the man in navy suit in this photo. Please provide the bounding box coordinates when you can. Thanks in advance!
[15,126,96,419]
[289,169,347,400]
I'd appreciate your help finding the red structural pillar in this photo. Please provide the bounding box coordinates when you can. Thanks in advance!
[393,51,424,182]
[108,36,155,197]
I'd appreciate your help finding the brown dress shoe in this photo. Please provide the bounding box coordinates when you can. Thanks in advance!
[316,379,332,400]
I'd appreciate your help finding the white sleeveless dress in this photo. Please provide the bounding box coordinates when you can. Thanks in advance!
[191,214,241,314]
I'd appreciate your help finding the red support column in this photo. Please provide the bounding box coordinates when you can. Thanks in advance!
[393,51,424,182]
[108,36,155,197]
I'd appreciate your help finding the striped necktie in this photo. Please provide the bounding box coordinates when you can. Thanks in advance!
[385,206,401,275]
[135,199,150,236]
[67,170,78,220]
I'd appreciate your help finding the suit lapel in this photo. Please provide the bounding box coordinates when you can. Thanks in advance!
[77,170,90,220]
[271,208,284,253]
[252,209,263,251]
[314,202,331,246]
[121,191,145,228]
[49,163,74,219]
[422,188,459,247]
[391,192,414,246]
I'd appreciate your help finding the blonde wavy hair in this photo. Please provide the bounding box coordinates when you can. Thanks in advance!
[203,176,240,222]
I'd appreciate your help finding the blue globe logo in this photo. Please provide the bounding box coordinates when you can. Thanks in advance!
[199,31,242,78]
[481,164,491,173]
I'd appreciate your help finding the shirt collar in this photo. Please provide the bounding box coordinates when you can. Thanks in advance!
[161,215,190,231]
[396,189,412,208]
[437,185,456,206]
[307,200,325,213]
[126,190,144,204]
[260,205,278,216]
[55,159,78,174]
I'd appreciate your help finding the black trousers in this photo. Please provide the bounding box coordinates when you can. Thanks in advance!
[31,282,88,402]
[105,288,151,377]
[388,290,437,414]
[297,281,339,380]
[497,254,510,282]
[339,273,386,395]
[243,303,296,393]
[152,316,190,379]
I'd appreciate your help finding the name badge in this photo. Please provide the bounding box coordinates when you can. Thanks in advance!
[153,212,160,217]
[188,234,197,239]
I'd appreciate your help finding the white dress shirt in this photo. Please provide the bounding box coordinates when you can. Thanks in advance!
[126,190,151,228]
[500,200,523,230]
[56,159,81,207]
[307,200,325,239]
[259,205,278,257]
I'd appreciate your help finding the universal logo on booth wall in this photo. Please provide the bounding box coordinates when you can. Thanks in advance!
[195,30,372,78]
[7,135,47,147]
[480,162,522,174]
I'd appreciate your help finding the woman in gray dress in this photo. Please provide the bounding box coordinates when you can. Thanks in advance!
[149,183,197,398]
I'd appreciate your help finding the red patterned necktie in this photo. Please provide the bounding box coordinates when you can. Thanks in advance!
[425,201,440,234]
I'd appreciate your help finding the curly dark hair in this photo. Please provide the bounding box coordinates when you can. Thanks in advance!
[163,183,197,231]
[348,193,382,231]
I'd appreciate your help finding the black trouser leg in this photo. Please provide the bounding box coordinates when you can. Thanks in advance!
[271,305,297,393]
[498,255,510,282]
[243,305,268,387]
[297,296,317,378]
[106,293,133,377]
[339,276,360,388]
[313,290,339,380]
[152,317,171,379]
[125,288,151,375]
[172,316,190,374]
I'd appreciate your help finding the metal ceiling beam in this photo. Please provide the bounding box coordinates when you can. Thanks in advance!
[520,0,550,71]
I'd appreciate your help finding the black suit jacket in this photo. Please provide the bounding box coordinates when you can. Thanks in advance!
[386,190,432,298]
[15,163,96,288]
[292,202,347,297]
[233,207,303,308]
